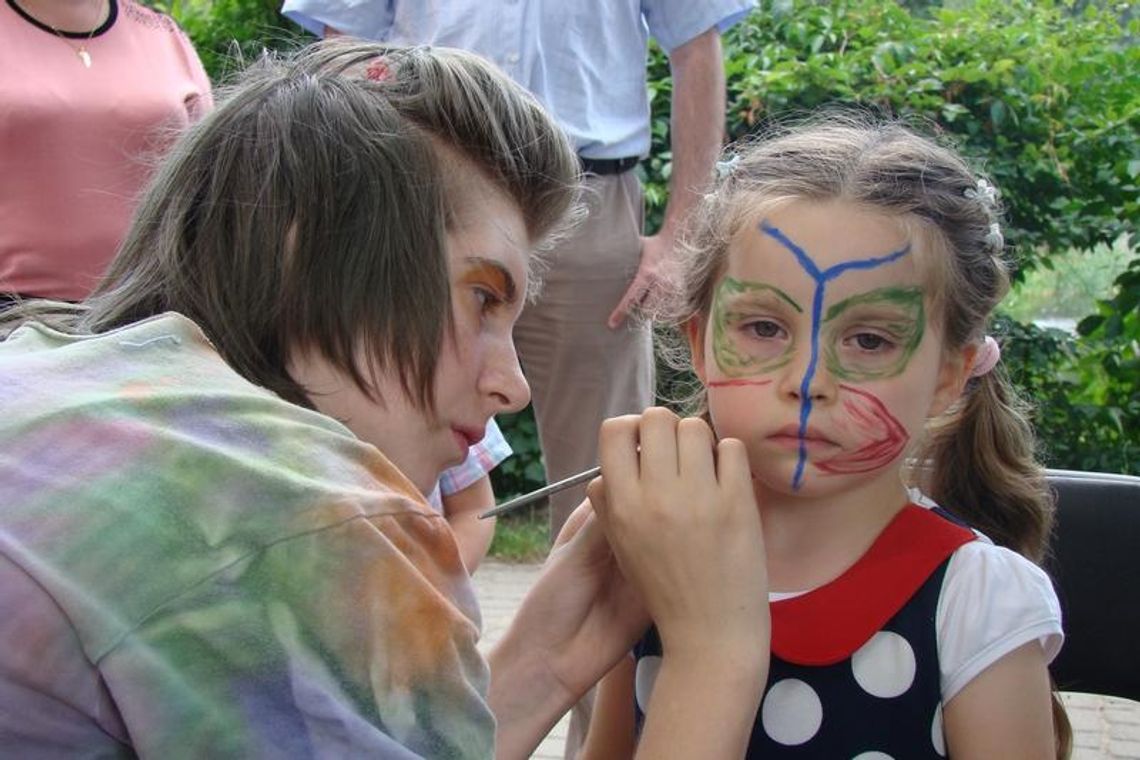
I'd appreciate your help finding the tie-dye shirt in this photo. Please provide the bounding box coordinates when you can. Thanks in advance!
[0,313,493,758]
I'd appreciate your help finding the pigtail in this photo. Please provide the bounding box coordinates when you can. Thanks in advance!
[917,366,1073,759]
[918,366,1054,561]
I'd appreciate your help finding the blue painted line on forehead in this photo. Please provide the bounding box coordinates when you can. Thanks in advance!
[757,220,911,490]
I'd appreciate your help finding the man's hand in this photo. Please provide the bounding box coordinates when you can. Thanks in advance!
[607,232,672,329]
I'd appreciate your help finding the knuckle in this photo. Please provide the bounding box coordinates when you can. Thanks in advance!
[642,406,679,424]
[677,416,712,438]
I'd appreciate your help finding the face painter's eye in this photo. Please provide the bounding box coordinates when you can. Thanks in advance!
[474,286,503,313]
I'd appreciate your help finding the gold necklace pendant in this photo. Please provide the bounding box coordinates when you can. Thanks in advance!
[77,46,92,68]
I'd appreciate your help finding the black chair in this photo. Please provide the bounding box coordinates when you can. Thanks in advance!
[1044,468,1140,702]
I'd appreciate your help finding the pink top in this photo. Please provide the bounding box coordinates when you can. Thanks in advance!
[0,0,212,300]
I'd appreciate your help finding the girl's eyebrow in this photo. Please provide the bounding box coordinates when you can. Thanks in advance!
[719,277,804,312]
[461,257,518,303]
[824,286,923,323]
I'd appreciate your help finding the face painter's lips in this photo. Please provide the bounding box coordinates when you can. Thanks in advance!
[453,425,486,449]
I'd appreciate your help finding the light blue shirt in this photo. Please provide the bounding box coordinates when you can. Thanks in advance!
[282,0,755,159]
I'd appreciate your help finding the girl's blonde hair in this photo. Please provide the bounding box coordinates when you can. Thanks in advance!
[2,39,580,411]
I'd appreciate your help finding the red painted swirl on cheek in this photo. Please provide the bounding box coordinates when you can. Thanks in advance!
[817,384,908,475]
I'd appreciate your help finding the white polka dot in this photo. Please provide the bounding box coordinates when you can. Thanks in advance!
[634,656,662,711]
[852,753,894,760]
[851,631,916,698]
[931,702,946,756]
[761,678,822,746]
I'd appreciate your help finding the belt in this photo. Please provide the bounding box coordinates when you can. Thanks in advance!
[579,155,640,176]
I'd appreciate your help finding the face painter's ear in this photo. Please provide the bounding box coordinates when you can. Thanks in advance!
[684,316,709,385]
[928,343,977,418]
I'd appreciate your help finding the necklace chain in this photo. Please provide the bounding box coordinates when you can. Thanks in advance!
[31,0,106,68]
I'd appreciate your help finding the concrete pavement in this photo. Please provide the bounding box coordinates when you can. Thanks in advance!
[472,559,1140,759]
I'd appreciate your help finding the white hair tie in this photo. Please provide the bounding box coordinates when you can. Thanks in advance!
[714,154,740,180]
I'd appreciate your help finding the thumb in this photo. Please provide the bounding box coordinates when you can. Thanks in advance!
[550,486,615,567]
[552,495,597,550]
[551,489,606,549]
[607,296,633,330]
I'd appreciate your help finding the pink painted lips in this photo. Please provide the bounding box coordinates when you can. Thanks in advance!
[452,425,486,451]
[449,421,485,458]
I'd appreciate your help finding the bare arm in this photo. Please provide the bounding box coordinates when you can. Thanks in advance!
[488,507,649,759]
[442,475,497,573]
[579,656,637,760]
[942,641,1057,758]
[608,27,727,328]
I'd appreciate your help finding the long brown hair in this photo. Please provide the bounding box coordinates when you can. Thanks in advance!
[2,39,580,411]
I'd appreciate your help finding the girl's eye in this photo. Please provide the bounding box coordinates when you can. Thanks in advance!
[850,332,893,351]
[746,319,784,340]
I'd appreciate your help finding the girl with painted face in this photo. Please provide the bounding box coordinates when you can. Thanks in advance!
[583,116,1069,759]
[0,40,771,758]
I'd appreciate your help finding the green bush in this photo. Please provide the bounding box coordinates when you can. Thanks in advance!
[646,0,1139,265]
[642,0,1139,474]
[159,0,311,82]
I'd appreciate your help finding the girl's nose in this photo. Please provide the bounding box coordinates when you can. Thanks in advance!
[778,345,837,404]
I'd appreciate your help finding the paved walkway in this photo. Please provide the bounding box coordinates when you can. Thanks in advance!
[472,559,1140,759]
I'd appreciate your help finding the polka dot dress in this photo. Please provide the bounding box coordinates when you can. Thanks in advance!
[633,505,974,758]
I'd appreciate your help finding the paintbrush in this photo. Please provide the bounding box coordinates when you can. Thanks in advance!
[478,465,602,520]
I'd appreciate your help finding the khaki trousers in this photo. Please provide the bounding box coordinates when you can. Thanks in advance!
[513,170,656,539]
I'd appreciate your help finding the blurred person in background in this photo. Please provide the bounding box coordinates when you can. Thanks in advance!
[0,0,212,308]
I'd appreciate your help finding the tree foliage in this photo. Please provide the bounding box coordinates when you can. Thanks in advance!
[157,0,310,82]
[645,0,1138,475]
[172,0,1138,486]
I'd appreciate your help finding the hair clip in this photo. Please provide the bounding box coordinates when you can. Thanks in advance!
[364,57,392,82]
[964,177,1000,209]
[985,222,1004,251]
[714,154,740,181]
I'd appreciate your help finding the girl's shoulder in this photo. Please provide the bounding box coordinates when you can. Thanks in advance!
[937,529,1063,701]
[904,490,1063,700]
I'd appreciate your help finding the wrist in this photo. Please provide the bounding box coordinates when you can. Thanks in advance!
[658,612,770,681]
[636,645,768,759]
[487,624,575,758]
[665,636,768,683]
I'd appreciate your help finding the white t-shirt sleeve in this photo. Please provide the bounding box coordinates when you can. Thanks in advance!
[936,538,1063,702]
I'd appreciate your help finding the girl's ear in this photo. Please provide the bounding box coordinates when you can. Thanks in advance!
[684,316,709,385]
[928,342,978,417]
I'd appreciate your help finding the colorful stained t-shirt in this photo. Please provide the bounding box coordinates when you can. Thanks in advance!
[0,313,493,757]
